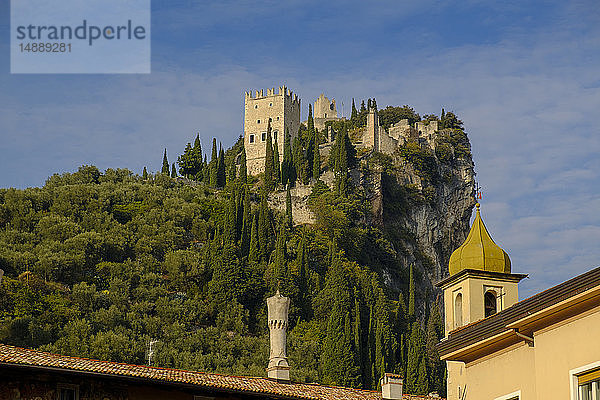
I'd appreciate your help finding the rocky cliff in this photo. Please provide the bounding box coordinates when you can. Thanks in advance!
[270,125,476,316]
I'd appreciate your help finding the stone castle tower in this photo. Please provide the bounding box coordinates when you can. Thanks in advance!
[244,86,300,175]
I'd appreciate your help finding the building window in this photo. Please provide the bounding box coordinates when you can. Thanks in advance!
[276,116,280,121]
[249,134,255,144]
[273,130,278,141]
[454,293,463,329]
[578,368,600,400]
[571,362,600,400]
[257,119,261,124]
[269,102,273,107]
[261,132,266,142]
[485,290,497,317]
[254,104,258,109]
[58,384,79,400]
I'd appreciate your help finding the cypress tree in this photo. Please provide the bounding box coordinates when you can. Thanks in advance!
[192,134,203,178]
[273,137,281,185]
[281,128,292,186]
[225,191,237,244]
[207,242,243,309]
[203,154,209,183]
[241,187,251,256]
[408,264,415,320]
[258,194,271,262]
[353,295,363,384]
[217,146,226,187]
[306,104,315,180]
[273,222,287,283]
[334,127,349,196]
[161,149,170,174]
[440,108,446,129]
[178,142,192,178]
[372,98,378,111]
[227,155,237,183]
[171,163,177,178]
[142,166,148,180]
[367,98,372,110]
[235,186,243,241]
[209,138,218,187]
[375,320,384,385]
[292,136,304,185]
[285,185,292,228]
[307,104,314,133]
[360,100,366,113]
[322,306,357,387]
[312,130,320,179]
[248,213,259,265]
[368,305,377,388]
[416,356,429,395]
[239,148,248,184]
[406,321,426,394]
[351,98,358,124]
[296,234,307,301]
[264,122,274,192]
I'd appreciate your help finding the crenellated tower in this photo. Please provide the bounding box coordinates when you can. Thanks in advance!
[244,86,301,175]
[266,290,291,381]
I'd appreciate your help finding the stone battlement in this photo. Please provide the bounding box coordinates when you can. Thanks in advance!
[245,86,300,106]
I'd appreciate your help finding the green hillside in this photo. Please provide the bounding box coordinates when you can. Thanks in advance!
[0,107,472,396]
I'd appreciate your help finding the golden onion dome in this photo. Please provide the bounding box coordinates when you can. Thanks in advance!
[449,203,511,275]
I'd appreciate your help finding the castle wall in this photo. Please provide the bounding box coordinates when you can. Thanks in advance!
[359,113,440,155]
[244,86,300,175]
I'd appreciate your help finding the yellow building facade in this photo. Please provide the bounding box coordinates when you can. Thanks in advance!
[438,204,600,400]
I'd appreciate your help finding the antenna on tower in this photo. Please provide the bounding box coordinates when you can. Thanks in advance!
[146,338,158,366]
[475,182,483,202]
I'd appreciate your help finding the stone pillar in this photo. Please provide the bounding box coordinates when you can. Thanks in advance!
[267,290,290,381]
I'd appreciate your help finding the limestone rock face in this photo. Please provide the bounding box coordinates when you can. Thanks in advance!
[267,128,475,313]
[372,150,475,312]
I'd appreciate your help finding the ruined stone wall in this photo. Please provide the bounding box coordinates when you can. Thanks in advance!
[267,184,315,225]
[244,86,300,175]
[312,94,339,130]
[415,120,439,149]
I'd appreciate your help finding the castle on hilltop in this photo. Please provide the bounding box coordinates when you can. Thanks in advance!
[243,86,440,176]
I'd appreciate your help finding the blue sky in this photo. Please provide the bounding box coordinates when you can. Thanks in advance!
[1,0,599,298]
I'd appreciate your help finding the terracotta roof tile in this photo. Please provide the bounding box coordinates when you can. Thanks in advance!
[0,343,441,400]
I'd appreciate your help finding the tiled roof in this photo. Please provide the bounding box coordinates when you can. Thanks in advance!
[0,343,440,400]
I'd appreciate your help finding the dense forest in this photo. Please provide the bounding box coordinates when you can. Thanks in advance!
[0,102,472,396]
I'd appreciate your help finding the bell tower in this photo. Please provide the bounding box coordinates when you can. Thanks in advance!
[437,203,527,400]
